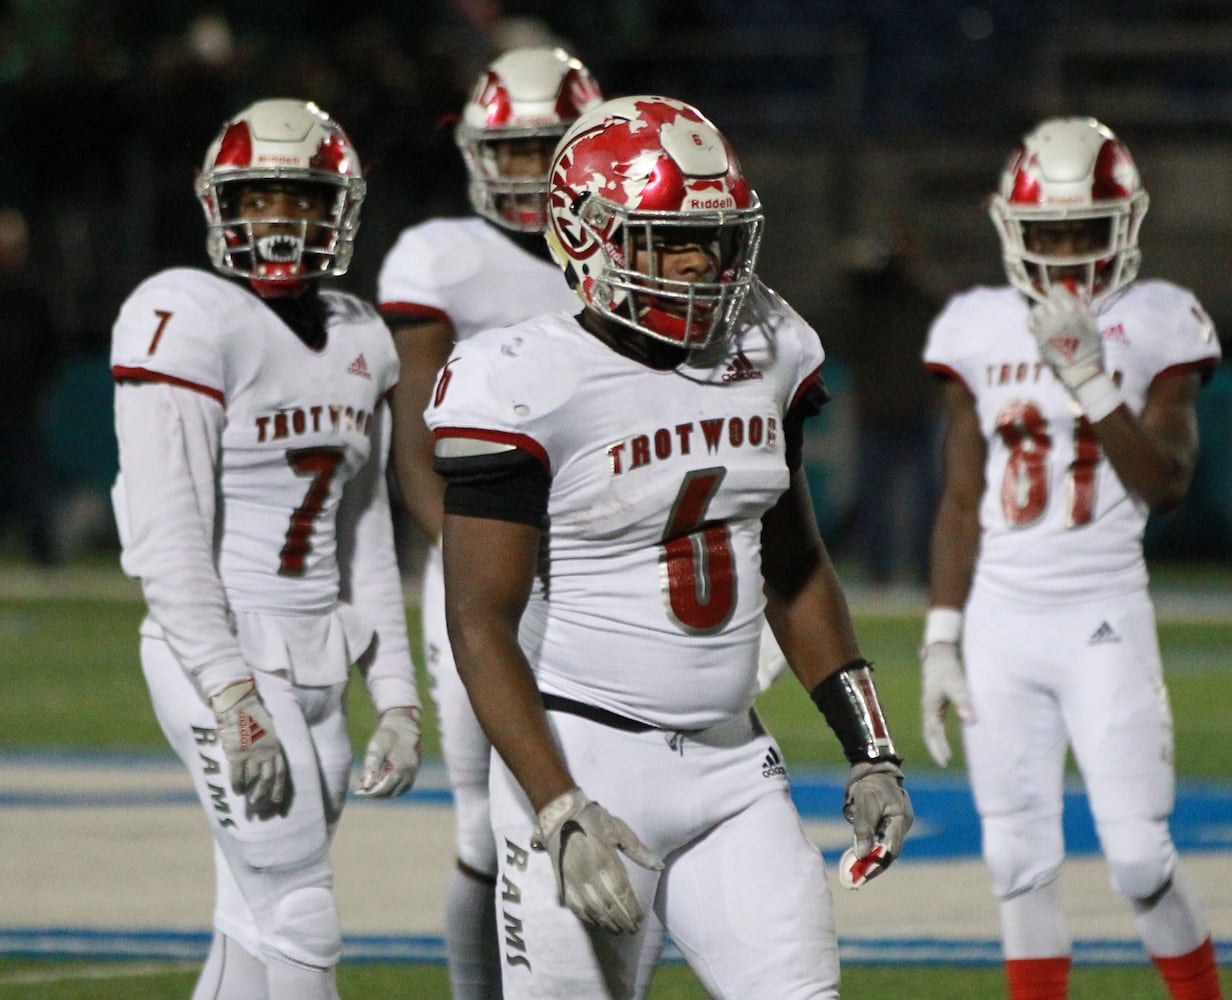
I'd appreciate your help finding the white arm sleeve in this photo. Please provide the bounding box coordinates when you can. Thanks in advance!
[113,380,249,697]
[337,398,420,714]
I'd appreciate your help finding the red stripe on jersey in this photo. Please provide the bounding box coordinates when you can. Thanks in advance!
[924,361,973,395]
[379,301,453,327]
[112,366,225,405]
[434,426,550,472]
[788,365,822,413]
[1152,356,1219,388]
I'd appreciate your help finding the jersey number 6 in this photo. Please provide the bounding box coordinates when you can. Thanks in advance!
[661,467,736,634]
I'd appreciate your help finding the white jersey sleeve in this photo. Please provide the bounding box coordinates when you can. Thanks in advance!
[376,218,485,324]
[111,267,229,398]
[112,384,246,698]
[377,217,580,341]
[111,271,247,696]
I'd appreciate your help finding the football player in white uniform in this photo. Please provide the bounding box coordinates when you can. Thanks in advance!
[921,117,1224,1000]
[425,95,914,999]
[377,47,604,998]
[111,99,421,1000]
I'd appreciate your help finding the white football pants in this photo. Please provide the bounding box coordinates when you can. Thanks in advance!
[490,707,840,999]
[142,636,351,976]
[962,587,1179,909]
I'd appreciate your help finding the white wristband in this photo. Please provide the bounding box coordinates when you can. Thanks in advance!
[1075,372,1122,423]
[923,607,964,646]
[208,678,255,713]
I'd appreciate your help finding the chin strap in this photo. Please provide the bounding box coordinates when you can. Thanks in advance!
[249,277,310,299]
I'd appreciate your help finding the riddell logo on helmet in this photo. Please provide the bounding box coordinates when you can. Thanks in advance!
[257,155,301,165]
[685,195,735,210]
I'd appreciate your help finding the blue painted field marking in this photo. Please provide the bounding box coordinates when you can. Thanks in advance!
[2,753,1228,967]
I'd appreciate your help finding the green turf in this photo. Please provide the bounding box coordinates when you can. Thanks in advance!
[0,597,438,758]
[3,597,1229,779]
[2,956,1227,999]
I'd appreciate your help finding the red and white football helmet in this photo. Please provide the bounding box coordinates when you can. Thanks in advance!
[196,98,365,295]
[456,47,603,233]
[545,95,764,350]
[989,116,1148,303]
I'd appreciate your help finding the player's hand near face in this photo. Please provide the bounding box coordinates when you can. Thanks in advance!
[532,787,663,934]
[210,678,290,818]
[1027,283,1123,422]
[357,707,423,797]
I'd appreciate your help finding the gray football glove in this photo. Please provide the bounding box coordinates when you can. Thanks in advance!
[920,641,975,768]
[357,707,422,798]
[531,788,663,934]
[843,761,913,867]
[209,678,289,818]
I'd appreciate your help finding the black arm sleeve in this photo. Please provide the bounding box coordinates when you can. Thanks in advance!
[434,448,550,527]
[784,374,830,472]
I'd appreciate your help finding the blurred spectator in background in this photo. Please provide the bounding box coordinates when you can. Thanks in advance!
[142,11,255,273]
[828,230,940,586]
[0,205,59,563]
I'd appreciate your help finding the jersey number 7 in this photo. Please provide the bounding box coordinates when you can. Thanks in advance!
[280,447,345,575]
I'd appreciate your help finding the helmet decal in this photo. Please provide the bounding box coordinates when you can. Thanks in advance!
[215,121,254,169]
[473,72,513,127]
[309,131,351,174]
[558,67,603,120]
[1093,140,1138,200]
[1006,150,1039,204]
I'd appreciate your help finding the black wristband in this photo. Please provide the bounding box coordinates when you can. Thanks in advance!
[811,658,901,765]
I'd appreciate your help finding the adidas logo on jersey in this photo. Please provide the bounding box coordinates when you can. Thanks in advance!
[1088,621,1121,645]
[762,745,786,778]
[722,350,763,382]
[347,353,372,379]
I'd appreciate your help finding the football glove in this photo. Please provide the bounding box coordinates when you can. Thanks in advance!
[1026,284,1122,421]
[209,678,289,818]
[842,761,913,887]
[531,787,663,934]
[357,707,422,798]
[920,640,974,768]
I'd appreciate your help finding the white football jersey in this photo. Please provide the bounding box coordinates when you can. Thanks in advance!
[377,217,579,338]
[925,280,1221,601]
[427,281,824,729]
[113,268,399,612]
